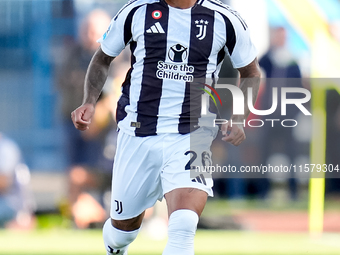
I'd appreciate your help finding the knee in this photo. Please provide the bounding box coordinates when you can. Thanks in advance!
[163,210,199,255]
[168,209,199,236]
[103,218,139,253]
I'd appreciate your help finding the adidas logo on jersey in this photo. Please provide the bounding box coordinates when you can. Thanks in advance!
[146,22,165,34]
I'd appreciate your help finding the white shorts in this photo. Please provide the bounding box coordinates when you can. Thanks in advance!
[110,127,218,220]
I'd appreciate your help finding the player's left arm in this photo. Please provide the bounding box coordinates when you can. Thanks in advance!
[222,58,261,146]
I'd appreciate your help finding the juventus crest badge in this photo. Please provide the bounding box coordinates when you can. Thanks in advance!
[195,20,209,40]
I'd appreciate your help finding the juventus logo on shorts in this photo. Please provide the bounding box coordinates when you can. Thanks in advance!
[195,20,209,40]
[108,245,120,254]
[115,200,123,214]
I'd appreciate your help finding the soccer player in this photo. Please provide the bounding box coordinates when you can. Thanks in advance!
[71,0,261,254]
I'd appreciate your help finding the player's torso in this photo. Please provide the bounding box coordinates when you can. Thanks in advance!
[118,0,227,136]
[130,1,226,81]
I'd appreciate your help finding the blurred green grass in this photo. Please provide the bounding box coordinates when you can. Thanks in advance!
[2,198,339,255]
[1,229,340,255]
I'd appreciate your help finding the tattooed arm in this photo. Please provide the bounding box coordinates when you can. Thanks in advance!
[71,47,114,131]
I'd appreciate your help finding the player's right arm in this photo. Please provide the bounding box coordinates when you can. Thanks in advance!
[71,47,114,131]
[72,1,143,131]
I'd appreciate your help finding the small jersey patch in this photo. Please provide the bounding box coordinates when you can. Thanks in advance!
[152,10,162,19]
[130,122,141,128]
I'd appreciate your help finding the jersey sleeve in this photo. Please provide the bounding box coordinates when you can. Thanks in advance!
[97,2,138,57]
[224,11,257,69]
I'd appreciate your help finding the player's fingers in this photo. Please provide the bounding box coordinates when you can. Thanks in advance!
[235,130,246,145]
[74,122,89,131]
[222,131,235,142]
[75,123,89,131]
[222,126,245,145]
[233,133,246,146]
[221,123,228,136]
[82,106,94,122]
[72,110,90,131]
[76,123,90,131]
[76,118,91,130]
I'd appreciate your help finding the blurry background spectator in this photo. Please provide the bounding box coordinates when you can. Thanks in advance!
[57,9,112,168]
[257,26,304,200]
[0,133,35,229]
[260,27,302,79]
[56,9,114,228]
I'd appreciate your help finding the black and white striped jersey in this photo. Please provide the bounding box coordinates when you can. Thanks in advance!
[99,0,257,137]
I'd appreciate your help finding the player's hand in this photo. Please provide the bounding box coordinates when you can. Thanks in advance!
[71,103,95,131]
[221,120,246,146]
